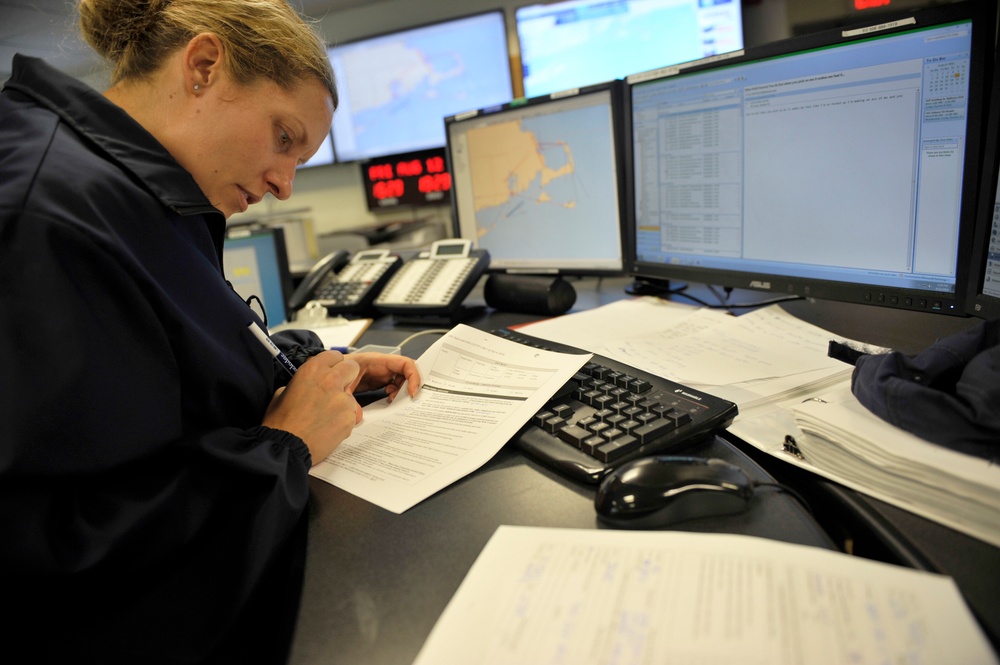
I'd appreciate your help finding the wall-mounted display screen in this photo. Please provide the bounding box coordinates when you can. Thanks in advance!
[328,11,513,163]
[516,0,743,99]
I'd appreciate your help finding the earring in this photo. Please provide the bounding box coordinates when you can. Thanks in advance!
[194,84,200,91]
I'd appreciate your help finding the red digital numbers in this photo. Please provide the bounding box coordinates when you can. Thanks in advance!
[426,155,446,173]
[366,150,450,203]
[419,173,451,194]
[368,162,394,181]
[396,159,424,177]
[854,0,890,9]
[373,179,405,200]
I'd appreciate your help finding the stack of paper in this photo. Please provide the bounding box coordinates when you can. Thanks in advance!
[789,385,1000,548]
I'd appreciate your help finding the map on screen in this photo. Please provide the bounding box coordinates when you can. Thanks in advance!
[448,88,624,273]
[329,12,512,162]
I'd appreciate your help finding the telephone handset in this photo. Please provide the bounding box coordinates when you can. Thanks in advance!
[288,249,402,314]
[373,239,490,316]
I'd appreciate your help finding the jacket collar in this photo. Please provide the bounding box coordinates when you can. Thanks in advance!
[4,55,225,236]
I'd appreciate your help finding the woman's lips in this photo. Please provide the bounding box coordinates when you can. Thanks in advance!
[238,187,259,212]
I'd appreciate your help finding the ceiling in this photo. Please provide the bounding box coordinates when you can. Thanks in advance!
[0,0,371,86]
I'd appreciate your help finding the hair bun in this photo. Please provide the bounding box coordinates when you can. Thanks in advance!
[78,0,168,62]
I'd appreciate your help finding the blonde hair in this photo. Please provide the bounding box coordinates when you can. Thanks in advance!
[78,0,337,106]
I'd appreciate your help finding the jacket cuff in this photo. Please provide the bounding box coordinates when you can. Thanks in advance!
[249,425,313,470]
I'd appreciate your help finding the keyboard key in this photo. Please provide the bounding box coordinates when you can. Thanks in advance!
[600,427,625,442]
[533,410,553,427]
[557,425,590,449]
[551,404,573,418]
[543,416,567,433]
[588,421,611,436]
[595,434,640,462]
[633,417,678,443]
[629,378,653,393]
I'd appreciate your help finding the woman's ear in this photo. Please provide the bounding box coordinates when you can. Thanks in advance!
[183,32,225,92]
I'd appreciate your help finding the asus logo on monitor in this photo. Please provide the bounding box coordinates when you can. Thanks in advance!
[749,280,772,290]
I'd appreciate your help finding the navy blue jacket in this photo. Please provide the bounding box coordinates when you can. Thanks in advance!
[0,56,313,663]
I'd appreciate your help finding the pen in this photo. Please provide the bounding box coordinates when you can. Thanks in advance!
[330,346,357,354]
[248,321,297,377]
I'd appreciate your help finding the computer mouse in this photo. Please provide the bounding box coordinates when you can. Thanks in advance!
[594,456,753,529]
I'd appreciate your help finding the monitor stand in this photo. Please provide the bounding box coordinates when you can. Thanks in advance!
[625,277,684,297]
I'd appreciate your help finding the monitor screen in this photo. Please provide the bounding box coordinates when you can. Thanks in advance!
[327,11,513,163]
[447,81,627,275]
[223,228,293,326]
[968,50,1000,320]
[624,2,990,316]
[516,0,743,99]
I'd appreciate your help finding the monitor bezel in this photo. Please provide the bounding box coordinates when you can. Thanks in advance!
[620,1,992,317]
[326,10,514,164]
[445,79,629,277]
[967,47,1000,320]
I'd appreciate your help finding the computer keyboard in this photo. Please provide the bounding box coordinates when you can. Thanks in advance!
[493,328,739,484]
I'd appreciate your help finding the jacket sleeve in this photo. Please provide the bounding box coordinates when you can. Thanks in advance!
[0,210,314,661]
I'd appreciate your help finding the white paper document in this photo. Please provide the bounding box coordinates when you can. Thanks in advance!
[414,526,998,665]
[309,325,591,513]
[517,296,704,352]
[519,300,858,416]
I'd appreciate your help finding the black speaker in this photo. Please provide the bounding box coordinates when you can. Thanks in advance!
[484,274,577,316]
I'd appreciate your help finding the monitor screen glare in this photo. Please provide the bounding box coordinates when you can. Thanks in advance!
[328,12,513,162]
[448,83,625,275]
[516,0,743,99]
[627,7,984,314]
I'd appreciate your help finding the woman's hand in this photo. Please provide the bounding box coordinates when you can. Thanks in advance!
[345,352,421,405]
[261,350,362,463]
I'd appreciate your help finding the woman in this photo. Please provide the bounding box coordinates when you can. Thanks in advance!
[0,0,419,662]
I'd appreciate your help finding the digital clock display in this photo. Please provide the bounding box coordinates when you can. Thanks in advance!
[361,147,452,211]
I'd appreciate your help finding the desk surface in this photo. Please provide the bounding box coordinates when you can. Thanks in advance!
[287,277,999,663]
[290,436,833,665]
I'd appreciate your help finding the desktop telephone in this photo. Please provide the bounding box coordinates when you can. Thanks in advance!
[288,248,403,314]
[373,239,490,316]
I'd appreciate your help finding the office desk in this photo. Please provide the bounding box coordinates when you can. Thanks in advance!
[287,277,998,663]
[290,438,833,665]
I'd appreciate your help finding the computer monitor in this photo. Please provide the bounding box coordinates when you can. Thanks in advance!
[223,228,293,326]
[446,80,627,276]
[968,50,1000,320]
[516,0,743,99]
[327,11,513,163]
[623,1,991,316]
